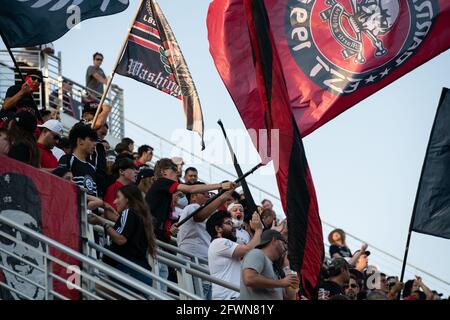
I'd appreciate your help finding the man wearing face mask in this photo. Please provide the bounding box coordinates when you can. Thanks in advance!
[0,173,45,300]
[228,203,251,245]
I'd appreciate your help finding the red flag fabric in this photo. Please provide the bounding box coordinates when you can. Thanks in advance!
[208,0,324,297]
[0,155,80,300]
[209,0,450,137]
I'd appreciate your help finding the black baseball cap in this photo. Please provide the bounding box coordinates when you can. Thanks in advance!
[14,111,37,133]
[354,249,371,257]
[256,230,285,249]
[136,168,154,184]
[26,69,44,80]
[82,98,99,115]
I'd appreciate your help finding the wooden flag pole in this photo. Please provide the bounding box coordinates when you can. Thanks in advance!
[0,30,42,121]
[91,0,144,128]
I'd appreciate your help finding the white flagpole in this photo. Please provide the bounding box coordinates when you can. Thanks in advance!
[91,0,144,128]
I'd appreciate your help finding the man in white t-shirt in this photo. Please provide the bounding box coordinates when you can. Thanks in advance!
[206,210,263,300]
[177,182,234,299]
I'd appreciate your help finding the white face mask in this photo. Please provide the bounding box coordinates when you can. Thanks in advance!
[177,194,188,209]
[232,218,243,229]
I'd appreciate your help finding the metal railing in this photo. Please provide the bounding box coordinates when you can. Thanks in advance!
[0,215,171,300]
[0,48,125,140]
[89,222,240,300]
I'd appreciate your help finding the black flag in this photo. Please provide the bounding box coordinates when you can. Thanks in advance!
[0,0,129,48]
[412,88,450,239]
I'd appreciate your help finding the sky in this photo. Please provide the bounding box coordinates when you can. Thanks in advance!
[3,0,449,295]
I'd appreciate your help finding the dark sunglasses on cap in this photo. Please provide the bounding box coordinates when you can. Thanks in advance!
[29,75,42,83]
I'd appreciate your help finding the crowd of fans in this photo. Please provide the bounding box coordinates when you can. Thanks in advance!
[0,52,448,301]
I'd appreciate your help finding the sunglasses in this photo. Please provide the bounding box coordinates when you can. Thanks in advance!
[343,284,358,289]
[95,58,103,61]
[53,133,61,141]
[222,220,234,226]
[29,76,42,83]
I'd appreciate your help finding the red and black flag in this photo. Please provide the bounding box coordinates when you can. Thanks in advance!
[116,0,205,149]
[208,0,324,298]
[208,0,450,138]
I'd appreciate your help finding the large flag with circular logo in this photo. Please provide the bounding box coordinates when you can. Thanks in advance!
[0,0,129,48]
[207,0,450,298]
[208,0,450,137]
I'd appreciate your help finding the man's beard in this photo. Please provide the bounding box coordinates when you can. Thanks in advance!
[222,229,237,243]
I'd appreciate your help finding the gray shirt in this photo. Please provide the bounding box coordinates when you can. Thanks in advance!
[240,249,283,300]
[85,65,106,96]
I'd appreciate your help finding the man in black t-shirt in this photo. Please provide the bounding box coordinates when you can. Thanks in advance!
[1,69,42,122]
[146,158,236,243]
[316,258,350,300]
[58,123,98,196]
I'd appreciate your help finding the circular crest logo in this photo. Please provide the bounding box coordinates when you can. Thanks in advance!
[286,0,438,95]
[84,175,95,193]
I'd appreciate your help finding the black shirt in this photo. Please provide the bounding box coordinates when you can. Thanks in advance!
[110,209,150,269]
[0,85,37,120]
[58,154,98,196]
[88,141,107,198]
[8,143,32,165]
[329,245,352,259]
[316,280,344,300]
[145,177,179,242]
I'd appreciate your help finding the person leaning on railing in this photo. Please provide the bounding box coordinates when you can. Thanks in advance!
[88,184,156,288]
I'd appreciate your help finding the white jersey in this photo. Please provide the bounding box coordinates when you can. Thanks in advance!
[177,203,211,261]
[208,238,241,300]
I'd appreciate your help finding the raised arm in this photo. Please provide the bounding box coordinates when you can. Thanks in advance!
[177,181,235,194]
[194,189,235,222]
[232,213,263,259]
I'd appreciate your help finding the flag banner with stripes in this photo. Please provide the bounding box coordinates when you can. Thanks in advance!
[412,88,450,239]
[207,0,450,138]
[0,0,129,48]
[116,0,205,149]
[208,0,324,298]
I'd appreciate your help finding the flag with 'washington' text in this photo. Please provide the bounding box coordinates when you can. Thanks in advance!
[116,0,205,149]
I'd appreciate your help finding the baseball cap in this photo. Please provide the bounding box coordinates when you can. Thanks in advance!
[26,69,44,80]
[82,98,99,115]
[171,156,184,165]
[328,257,353,271]
[256,229,285,249]
[432,290,443,297]
[354,249,371,257]
[14,111,37,133]
[38,119,63,136]
[136,168,154,185]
